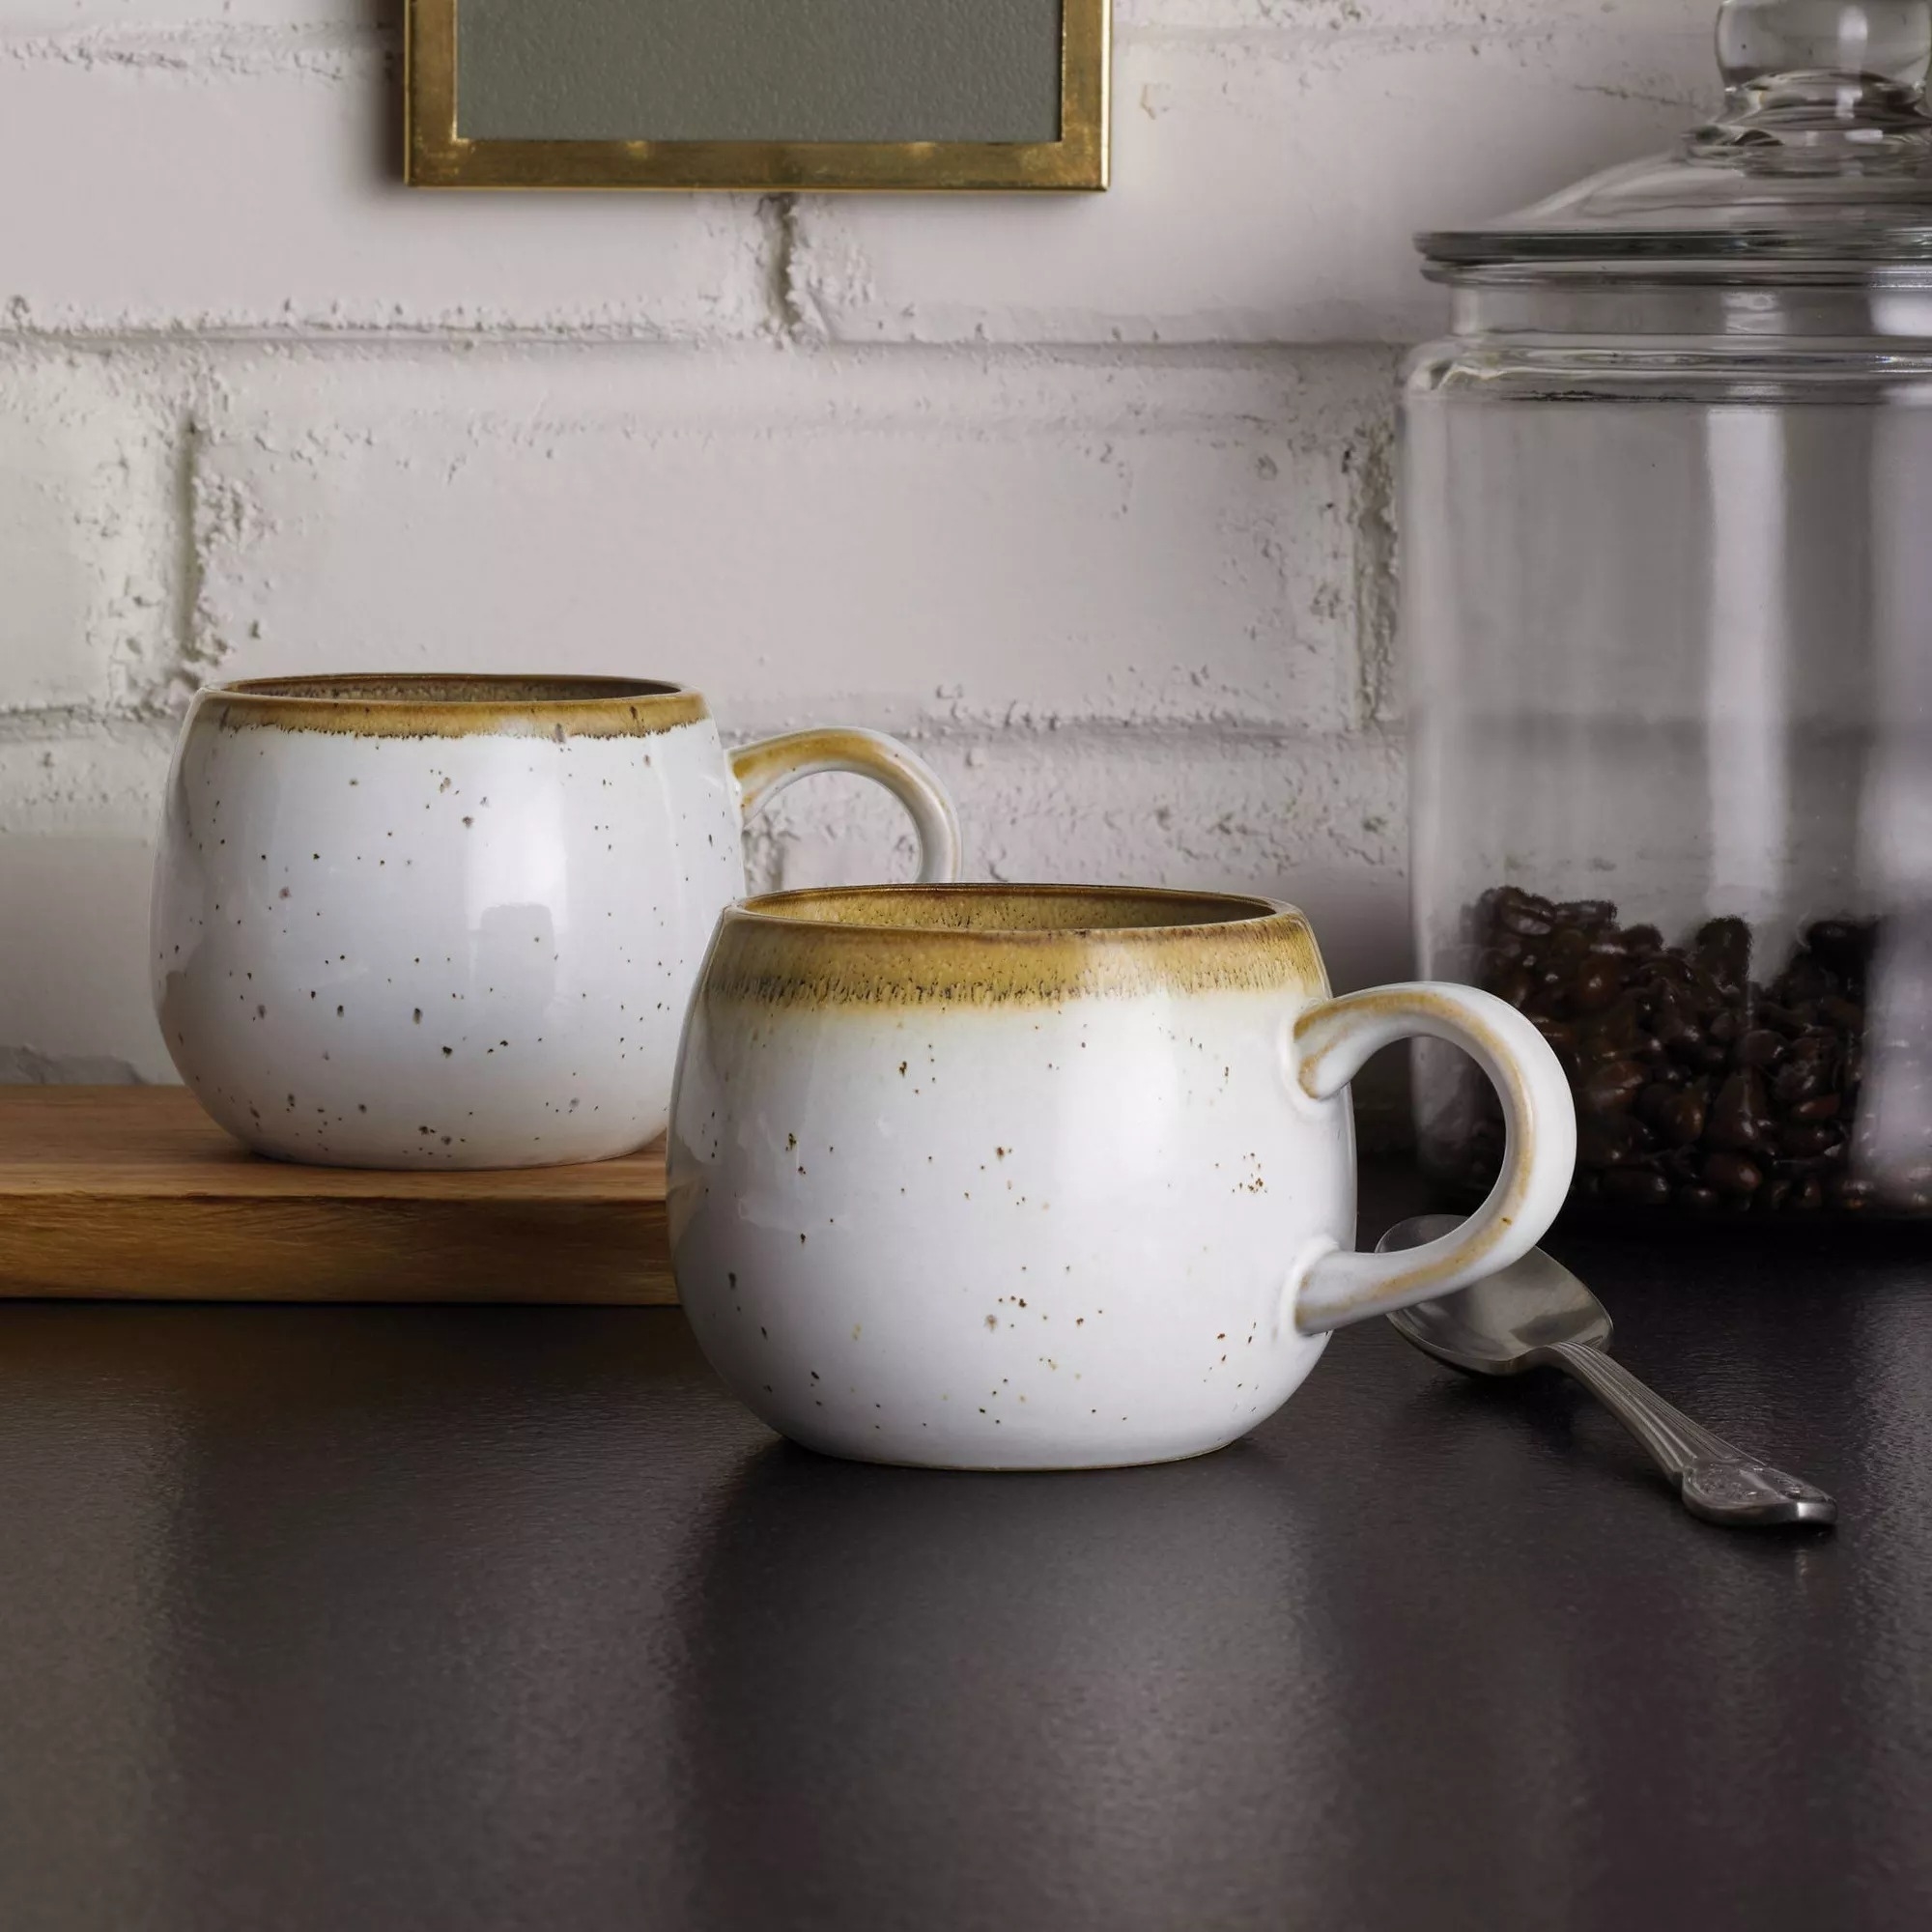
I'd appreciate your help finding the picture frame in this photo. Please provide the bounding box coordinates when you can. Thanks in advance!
[405,0,1109,193]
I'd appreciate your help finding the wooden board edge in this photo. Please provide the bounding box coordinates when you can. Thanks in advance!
[0,1198,677,1304]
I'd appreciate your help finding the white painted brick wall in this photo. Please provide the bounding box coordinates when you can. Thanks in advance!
[188,348,1393,733]
[0,352,175,711]
[791,15,1707,344]
[0,0,1718,1129]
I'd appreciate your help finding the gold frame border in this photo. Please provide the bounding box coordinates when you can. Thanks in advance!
[405,0,1109,192]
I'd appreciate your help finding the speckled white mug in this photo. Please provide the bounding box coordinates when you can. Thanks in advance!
[668,885,1577,1471]
[152,675,960,1168]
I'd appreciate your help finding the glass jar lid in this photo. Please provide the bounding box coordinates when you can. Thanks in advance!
[1422,1,1932,271]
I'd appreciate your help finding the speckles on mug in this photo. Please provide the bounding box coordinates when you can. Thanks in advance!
[412,1009,422,1024]
[159,696,773,1168]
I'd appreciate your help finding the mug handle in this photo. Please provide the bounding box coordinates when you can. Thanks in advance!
[1289,983,1577,1335]
[728,728,962,884]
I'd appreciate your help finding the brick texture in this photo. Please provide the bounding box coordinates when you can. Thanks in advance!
[189,347,1395,735]
[0,351,175,710]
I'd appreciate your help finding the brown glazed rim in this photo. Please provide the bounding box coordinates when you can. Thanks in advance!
[707,884,1329,1008]
[199,674,711,739]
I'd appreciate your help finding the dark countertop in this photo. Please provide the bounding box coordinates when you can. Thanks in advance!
[3,1170,1927,1932]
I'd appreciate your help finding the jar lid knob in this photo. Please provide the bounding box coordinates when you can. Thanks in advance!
[1715,0,1932,118]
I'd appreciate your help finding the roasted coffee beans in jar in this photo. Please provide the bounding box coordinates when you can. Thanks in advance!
[1432,888,1922,1217]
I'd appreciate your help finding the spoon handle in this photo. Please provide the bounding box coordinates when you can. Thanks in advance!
[1543,1341,1836,1527]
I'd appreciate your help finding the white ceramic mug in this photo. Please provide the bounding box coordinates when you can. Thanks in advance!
[151,675,960,1168]
[668,885,1577,1470]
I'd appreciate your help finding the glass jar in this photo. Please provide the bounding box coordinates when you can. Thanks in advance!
[1405,0,1932,1219]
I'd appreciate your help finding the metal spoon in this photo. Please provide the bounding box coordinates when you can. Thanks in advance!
[1376,1214,1836,1528]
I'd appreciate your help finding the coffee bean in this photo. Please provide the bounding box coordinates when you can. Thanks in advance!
[1790,1093,1841,1122]
[1580,1059,1646,1115]
[1578,1027,1639,1068]
[1733,1028,1783,1068]
[1708,1070,1772,1151]
[1659,1088,1708,1147]
[1602,1167,1672,1207]
[1804,919,1876,980]
[1496,900,1554,940]
[1773,1059,1824,1108]
[1781,1122,1840,1159]
[1676,1183,1721,1211]
[1705,1151,1764,1196]
[1650,992,1702,1054]
[1557,899,1617,927]
[1571,958,1623,1013]
[1547,924,1591,968]
[1695,916,1752,986]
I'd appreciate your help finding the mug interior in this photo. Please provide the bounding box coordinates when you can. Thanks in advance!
[199,673,710,738]
[218,674,687,704]
[712,884,1321,1005]
[740,884,1284,935]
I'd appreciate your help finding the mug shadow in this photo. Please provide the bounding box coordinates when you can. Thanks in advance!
[668,1435,1334,1925]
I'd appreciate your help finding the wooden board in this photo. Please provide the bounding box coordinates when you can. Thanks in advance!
[0,1086,672,1302]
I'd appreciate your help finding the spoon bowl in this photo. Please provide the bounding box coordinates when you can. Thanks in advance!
[1378,1213,1612,1373]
